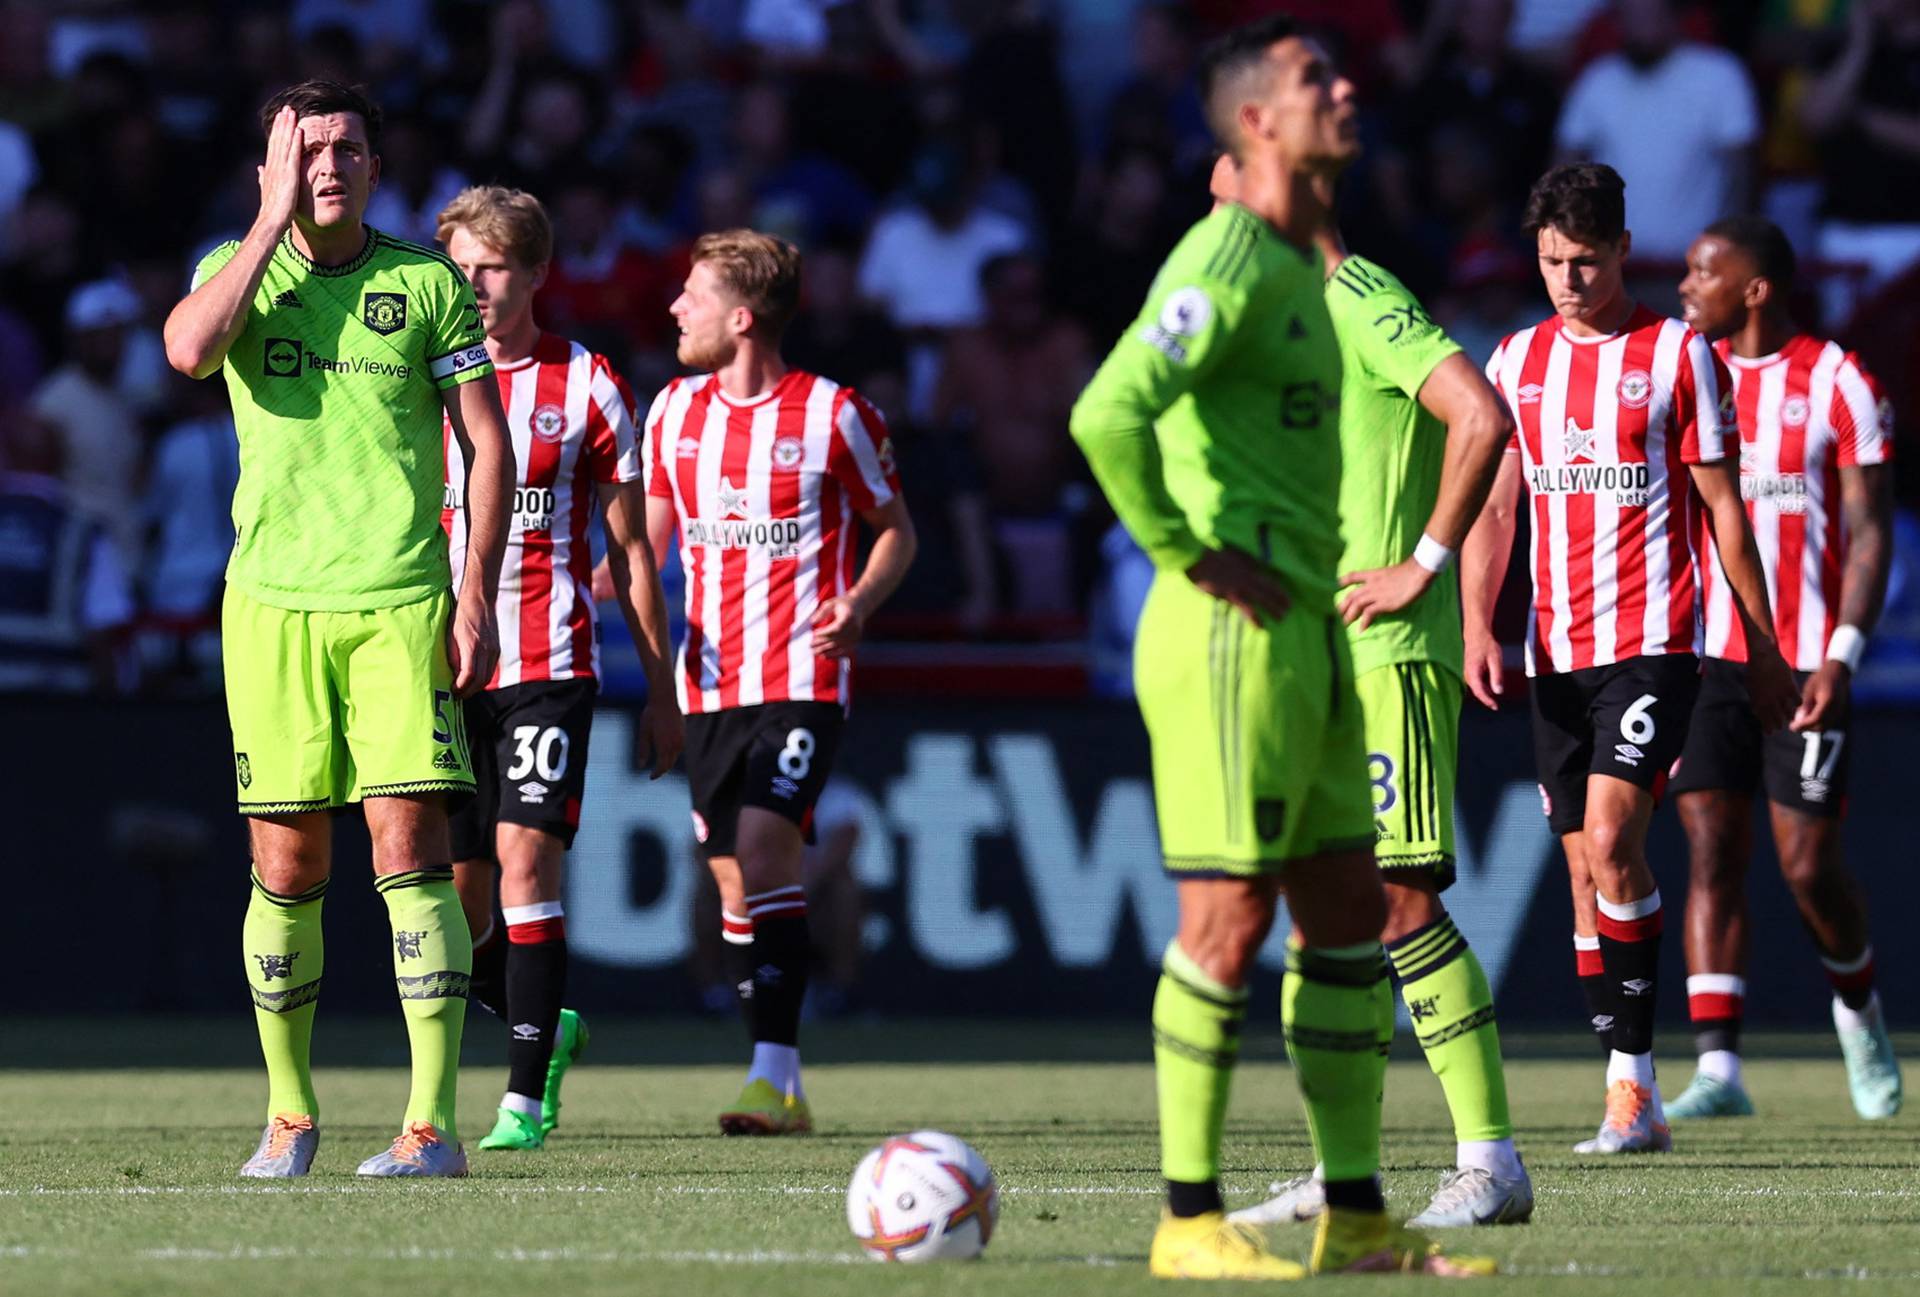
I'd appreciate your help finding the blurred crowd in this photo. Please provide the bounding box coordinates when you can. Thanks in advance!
[1,0,1917,695]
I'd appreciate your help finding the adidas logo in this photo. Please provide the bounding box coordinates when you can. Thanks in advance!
[432,750,461,770]
[273,290,303,308]
[1621,978,1654,996]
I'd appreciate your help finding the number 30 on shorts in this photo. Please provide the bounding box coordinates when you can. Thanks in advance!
[508,725,571,781]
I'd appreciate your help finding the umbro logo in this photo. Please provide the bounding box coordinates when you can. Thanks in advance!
[518,780,549,804]
[676,436,701,459]
[1614,743,1644,766]
[512,1022,542,1040]
[273,290,303,308]
[1592,1014,1615,1031]
[1621,978,1654,996]
[1518,383,1543,405]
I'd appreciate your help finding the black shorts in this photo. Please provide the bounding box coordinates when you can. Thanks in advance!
[448,678,599,859]
[684,701,843,860]
[1531,653,1700,836]
[1668,659,1849,818]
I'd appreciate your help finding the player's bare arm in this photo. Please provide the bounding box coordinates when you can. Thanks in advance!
[1690,457,1798,730]
[444,376,513,695]
[1796,460,1893,732]
[812,496,917,659]
[1460,452,1520,709]
[1339,352,1512,631]
[164,106,303,378]
[600,479,684,777]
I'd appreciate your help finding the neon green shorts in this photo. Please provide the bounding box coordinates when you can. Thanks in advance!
[222,585,474,814]
[1355,661,1459,888]
[1133,573,1373,875]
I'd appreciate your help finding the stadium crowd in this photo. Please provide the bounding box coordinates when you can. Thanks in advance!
[1,0,1917,695]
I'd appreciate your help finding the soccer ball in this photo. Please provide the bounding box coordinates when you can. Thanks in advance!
[846,1130,998,1262]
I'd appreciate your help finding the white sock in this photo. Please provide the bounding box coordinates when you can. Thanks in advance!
[1834,991,1882,1035]
[1606,1049,1655,1090]
[1697,1049,1742,1086]
[501,1091,542,1118]
[1457,1138,1524,1179]
[746,1042,803,1098]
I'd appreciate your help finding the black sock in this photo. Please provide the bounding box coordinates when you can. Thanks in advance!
[1596,893,1664,1057]
[1323,1177,1386,1213]
[1166,1178,1223,1218]
[744,911,810,1047]
[1576,938,1614,1055]
[470,924,508,1020]
[504,918,568,1101]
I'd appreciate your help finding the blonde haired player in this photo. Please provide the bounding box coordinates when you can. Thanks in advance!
[642,229,916,1134]
[437,184,683,1150]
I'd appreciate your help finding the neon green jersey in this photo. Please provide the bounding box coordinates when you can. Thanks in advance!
[1070,204,1345,613]
[193,229,493,611]
[1324,255,1464,677]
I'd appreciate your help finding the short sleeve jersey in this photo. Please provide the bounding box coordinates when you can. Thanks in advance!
[1071,204,1346,613]
[192,229,494,611]
[1324,255,1464,677]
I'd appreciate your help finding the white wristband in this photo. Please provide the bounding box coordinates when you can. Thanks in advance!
[1412,533,1456,574]
[1827,624,1866,673]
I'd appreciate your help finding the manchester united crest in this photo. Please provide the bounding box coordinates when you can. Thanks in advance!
[362,291,408,335]
[531,403,568,443]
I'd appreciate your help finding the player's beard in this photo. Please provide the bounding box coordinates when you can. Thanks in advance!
[678,331,736,373]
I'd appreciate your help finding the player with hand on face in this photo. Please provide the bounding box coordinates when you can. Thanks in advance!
[1665,216,1901,1122]
[437,185,684,1152]
[1465,163,1797,1156]
[1072,18,1493,1279]
[1208,152,1530,1230]
[643,230,916,1137]
[164,80,514,1178]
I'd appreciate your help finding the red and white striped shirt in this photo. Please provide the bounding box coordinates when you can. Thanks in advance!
[1698,334,1891,669]
[1486,306,1733,676]
[444,333,641,687]
[642,368,900,715]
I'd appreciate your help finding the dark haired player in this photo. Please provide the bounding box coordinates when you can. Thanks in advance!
[164,80,514,1178]
[1465,163,1797,1154]
[1073,17,1492,1278]
[1666,216,1901,1121]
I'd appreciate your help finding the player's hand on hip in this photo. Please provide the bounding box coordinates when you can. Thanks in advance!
[1338,558,1433,632]
[1463,627,1505,709]
[255,105,303,238]
[811,594,866,659]
[1185,547,1290,627]
[1747,641,1803,733]
[449,592,499,698]
[638,696,684,779]
[1790,658,1849,733]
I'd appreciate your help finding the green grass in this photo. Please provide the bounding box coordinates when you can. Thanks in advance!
[3,1019,1918,1295]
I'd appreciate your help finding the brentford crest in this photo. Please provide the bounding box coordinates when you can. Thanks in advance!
[531,403,568,443]
[772,435,803,469]
[1617,369,1652,409]
[1781,395,1810,427]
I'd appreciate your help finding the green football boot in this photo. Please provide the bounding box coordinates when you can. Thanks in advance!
[1837,998,1903,1120]
[477,1105,545,1151]
[541,1008,588,1137]
[1666,1072,1755,1120]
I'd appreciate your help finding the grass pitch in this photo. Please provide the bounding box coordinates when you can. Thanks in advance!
[2,1019,1917,1295]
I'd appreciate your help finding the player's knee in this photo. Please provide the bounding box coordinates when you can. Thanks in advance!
[1581,815,1635,873]
[1380,878,1443,943]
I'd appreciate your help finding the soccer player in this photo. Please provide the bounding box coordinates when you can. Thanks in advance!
[1464,163,1798,1155]
[1071,19,1491,1278]
[1666,217,1902,1120]
[436,186,685,1150]
[162,80,513,1177]
[1212,158,1531,1228]
[641,229,916,1136]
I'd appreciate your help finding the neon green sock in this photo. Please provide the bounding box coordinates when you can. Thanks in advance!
[1153,941,1248,1184]
[1387,915,1512,1142]
[243,869,326,1122]
[376,868,471,1140]
[1282,943,1392,1184]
